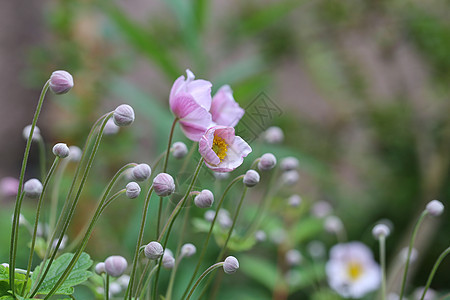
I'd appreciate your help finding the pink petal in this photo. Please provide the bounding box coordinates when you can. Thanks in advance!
[210,85,244,127]
[213,126,235,145]
[169,75,186,107]
[186,79,212,111]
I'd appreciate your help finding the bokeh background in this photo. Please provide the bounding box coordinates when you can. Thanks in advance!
[1,0,449,298]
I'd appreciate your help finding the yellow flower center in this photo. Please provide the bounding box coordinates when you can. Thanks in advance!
[212,135,228,160]
[347,262,363,280]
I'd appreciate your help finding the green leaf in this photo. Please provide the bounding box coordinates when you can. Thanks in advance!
[0,266,32,297]
[31,252,93,296]
[289,217,324,244]
[239,255,277,291]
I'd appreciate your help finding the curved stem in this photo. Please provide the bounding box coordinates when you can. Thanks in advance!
[399,211,428,299]
[125,186,155,299]
[137,263,159,299]
[379,235,386,300]
[181,175,244,300]
[49,159,69,236]
[185,263,224,300]
[22,158,61,294]
[9,80,50,291]
[420,246,450,300]
[38,138,47,181]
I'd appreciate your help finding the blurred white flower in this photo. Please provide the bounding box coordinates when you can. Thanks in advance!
[326,242,381,298]
[413,287,437,300]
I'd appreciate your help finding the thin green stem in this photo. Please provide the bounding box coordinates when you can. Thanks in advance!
[181,175,244,300]
[105,274,110,300]
[399,210,428,299]
[138,264,159,299]
[185,263,224,300]
[125,186,155,299]
[380,236,386,300]
[38,138,47,181]
[9,80,50,291]
[22,158,61,294]
[420,247,450,300]
[49,159,69,236]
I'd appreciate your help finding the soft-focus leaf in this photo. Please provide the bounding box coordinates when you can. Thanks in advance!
[289,217,324,244]
[239,255,277,290]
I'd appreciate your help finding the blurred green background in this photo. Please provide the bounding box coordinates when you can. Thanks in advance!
[0,0,449,298]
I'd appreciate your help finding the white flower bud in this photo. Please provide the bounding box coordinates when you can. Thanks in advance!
[311,201,332,218]
[95,262,105,275]
[426,200,444,216]
[22,125,41,142]
[153,173,175,196]
[288,194,302,207]
[194,189,214,208]
[131,164,152,182]
[324,216,343,233]
[104,118,120,135]
[243,170,260,187]
[68,146,82,162]
[280,157,299,171]
[400,247,418,263]
[213,172,229,180]
[49,70,74,94]
[113,104,135,127]
[162,251,175,269]
[109,282,122,295]
[258,153,277,171]
[285,249,303,266]
[52,235,68,250]
[181,243,196,257]
[263,126,284,144]
[281,170,299,185]
[144,241,164,260]
[413,287,437,300]
[105,256,128,277]
[52,143,70,158]
[204,210,215,222]
[24,178,43,198]
[117,274,130,288]
[255,230,266,242]
[372,224,391,239]
[171,142,188,159]
[125,182,141,199]
[218,209,232,229]
[223,256,239,274]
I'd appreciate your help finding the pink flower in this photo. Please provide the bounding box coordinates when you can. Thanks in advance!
[170,70,213,141]
[0,177,19,197]
[199,126,252,172]
[210,85,244,127]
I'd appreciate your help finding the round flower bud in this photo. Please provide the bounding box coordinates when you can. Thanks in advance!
[311,201,332,218]
[223,256,239,274]
[0,177,19,197]
[125,182,141,199]
[52,143,70,158]
[162,251,175,269]
[282,170,299,185]
[113,104,135,127]
[153,173,175,197]
[51,235,68,250]
[263,126,284,144]
[258,153,277,171]
[243,170,260,187]
[218,209,232,229]
[49,70,74,94]
[24,178,43,198]
[288,194,302,207]
[144,241,164,260]
[285,249,303,266]
[131,164,152,182]
[68,146,82,162]
[194,189,214,208]
[324,216,343,233]
[109,282,122,296]
[181,243,196,257]
[22,125,41,142]
[104,118,120,135]
[372,224,391,239]
[426,200,444,216]
[280,157,299,171]
[117,274,130,288]
[105,256,128,277]
[400,247,418,263]
[204,210,215,222]
[255,230,266,242]
[171,142,188,159]
[95,262,105,275]
[213,172,229,180]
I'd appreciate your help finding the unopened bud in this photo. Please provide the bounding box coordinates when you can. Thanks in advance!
[95,262,105,275]
[24,178,43,198]
[126,182,141,199]
[52,143,70,158]
[255,230,266,242]
[223,256,239,274]
[243,170,260,187]
[104,118,120,135]
[181,243,196,257]
[311,201,332,218]
[162,251,175,269]
[280,157,299,171]
[68,146,82,162]
[426,200,444,216]
[117,274,130,288]
[144,241,164,260]
[282,170,299,185]
[285,249,303,266]
[109,282,122,296]
[49,70,74,94]
[218,209,232,229]
[153,173,175,196]
[0,177,19,197]
[105,256,128,277]
[204,210,215,222]
[263,126,284,144]
[288,194,302,207]
[113,104,135,127]
[194,189,214,208]
[171,142,188,159]
[132,164,151,181]
[324,216,343,233]
[23,125,41,141]
[258,153,277,171]
[372,224,391,239]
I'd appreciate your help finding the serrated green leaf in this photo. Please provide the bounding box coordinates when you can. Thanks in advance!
[0,266,7,280]
[0,266,32,297]
[31,252,93,296]
[239,255,277,291]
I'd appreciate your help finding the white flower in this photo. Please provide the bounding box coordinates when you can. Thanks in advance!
[326,242,381,298]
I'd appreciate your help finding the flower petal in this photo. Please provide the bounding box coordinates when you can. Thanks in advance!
[169,75,186,108]
[199,129,220,166]
[210,85,245,127]
[186,79,212,111]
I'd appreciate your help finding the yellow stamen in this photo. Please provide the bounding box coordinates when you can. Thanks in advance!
[347,262,363,280]
[212,135,228,160]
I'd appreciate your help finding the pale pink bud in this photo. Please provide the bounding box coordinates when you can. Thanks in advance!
[49,70,74,94]
[105,256,128,277]
[285,249,303,266]
[0,177,19,197]
[194,189,214,208]
[282,170,299,185]
[288,194,302,207]
[255,230,266,242]
[104,118,120,135]
[131,164,151,181]
[153,173,175,196]
[258,153,277,171]
[24,178,43,198]
[223,256,239,274]
[52,143,70,158]
[263,126,284,144]
[113,104,135,127]
[243,170,260,187]
[125,182,141,199]
[311,201,332,218]
[144,241,164,260]
[171,142,188,159]
[181,243,196,257]
[372,224,390,239]
[22,125,41,141]
[280,157,299,171]
[95,262,105,275]
[162,251,175,269]
[324,216,343,233]
[426,200,444,216]
[204,210,215,222]
[68,146,82,162]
